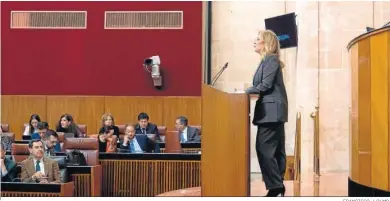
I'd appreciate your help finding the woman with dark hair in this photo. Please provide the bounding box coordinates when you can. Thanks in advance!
[98,126,117,153]
[55,114,82,137]
[23,114,41,136]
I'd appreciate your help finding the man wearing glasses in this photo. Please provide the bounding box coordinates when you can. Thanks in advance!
[43,130,60,156]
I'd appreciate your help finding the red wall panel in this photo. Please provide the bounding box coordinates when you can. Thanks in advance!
[1,1,202,96]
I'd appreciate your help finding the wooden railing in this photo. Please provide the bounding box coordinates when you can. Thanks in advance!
[160,148,201,154]
[71,174,91,197]
[100,159,201,196]
[2,192,59,197]
[311,107,320,177]
[292,112,302,196]
[311,107,320,196]
[293,112,302,182]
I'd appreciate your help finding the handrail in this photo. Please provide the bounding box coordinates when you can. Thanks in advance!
[293,112,301,182]
[310,107,320,176]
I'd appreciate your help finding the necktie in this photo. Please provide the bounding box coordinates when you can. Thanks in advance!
[130,140,135,153]
[142,128,146,134]
[36,160,41,172]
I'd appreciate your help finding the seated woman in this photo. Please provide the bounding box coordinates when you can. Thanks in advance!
[56,114,82,137]
[99,113,119,138]
[120,124,160,153]
[98,126,117,153]
[23,114,41,136]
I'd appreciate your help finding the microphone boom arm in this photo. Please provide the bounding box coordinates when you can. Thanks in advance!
[211,62,229,86]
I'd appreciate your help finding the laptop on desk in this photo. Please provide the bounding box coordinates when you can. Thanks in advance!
[22,135,31,141]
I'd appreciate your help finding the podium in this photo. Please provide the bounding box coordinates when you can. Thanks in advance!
[201,84,250,196]
[348,26,390,196]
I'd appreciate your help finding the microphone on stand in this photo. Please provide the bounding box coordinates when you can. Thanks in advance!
[211,62,229,86]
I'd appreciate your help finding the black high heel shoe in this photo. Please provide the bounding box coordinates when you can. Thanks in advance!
[265,186,285,197]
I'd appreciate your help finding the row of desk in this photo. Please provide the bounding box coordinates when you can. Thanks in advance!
[2,148,201,197]
[9,141,201,154]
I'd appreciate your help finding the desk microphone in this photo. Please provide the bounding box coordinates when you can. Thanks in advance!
[12,177,21,182]
[211,62,229,86]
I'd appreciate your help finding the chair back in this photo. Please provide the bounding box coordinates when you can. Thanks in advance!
[11,143,30,163]
[64,138,99,165]
[164,131,182,153]
[1,124,10,132]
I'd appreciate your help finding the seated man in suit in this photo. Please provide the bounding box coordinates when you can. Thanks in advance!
[21,139,60,183]
[33,123,61,152]
[135,112,160,140]
[120,124,160,153]
[0,142,17,182]
[175,116,201,143]
[43,130,60,156]
[31,122,49,140]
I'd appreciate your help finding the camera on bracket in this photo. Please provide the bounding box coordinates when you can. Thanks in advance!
[143,55,163,90]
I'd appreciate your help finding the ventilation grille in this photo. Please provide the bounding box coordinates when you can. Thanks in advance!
[105,11,183,29]
[11,11,87,29]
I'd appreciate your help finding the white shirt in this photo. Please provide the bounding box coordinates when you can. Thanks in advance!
[181,127,188,142]
[33,158,45,175]
[1,159,8,177]
[23,125,38,136]
[1,169,8,177]
[132,138,143,153]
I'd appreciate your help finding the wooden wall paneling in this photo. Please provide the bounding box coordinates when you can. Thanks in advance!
[77,97,105,135]
[1,95,47,140]
[104,97,164,126]
[46,96,105,135]
[370,31,389,191]
[47,96,82,131]
[162,97,202,131]
[357,38,372,187]
[2,95,201,138]
[350,43,359,182]
[388,31,390,191]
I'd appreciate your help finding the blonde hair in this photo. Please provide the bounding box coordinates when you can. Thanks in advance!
[101,113,115,127]
[258,30,285,68]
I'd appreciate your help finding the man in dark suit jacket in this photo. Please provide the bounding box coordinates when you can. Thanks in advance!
[1,142,17,182]
[175,116,201,143]
[135,113,160,139]
[120,124,160,153]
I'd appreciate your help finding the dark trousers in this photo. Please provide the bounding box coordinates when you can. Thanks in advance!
[256,122,286,190]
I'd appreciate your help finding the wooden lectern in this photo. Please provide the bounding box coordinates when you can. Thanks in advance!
[201,84,250,196]
[348,26,390,196]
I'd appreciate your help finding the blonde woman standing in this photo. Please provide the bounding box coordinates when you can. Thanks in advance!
[245,30,288,197]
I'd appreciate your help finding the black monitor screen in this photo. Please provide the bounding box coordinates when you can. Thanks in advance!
[265,13,298,49]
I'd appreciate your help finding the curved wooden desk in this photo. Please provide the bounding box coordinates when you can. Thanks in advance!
[348,26,390,196]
